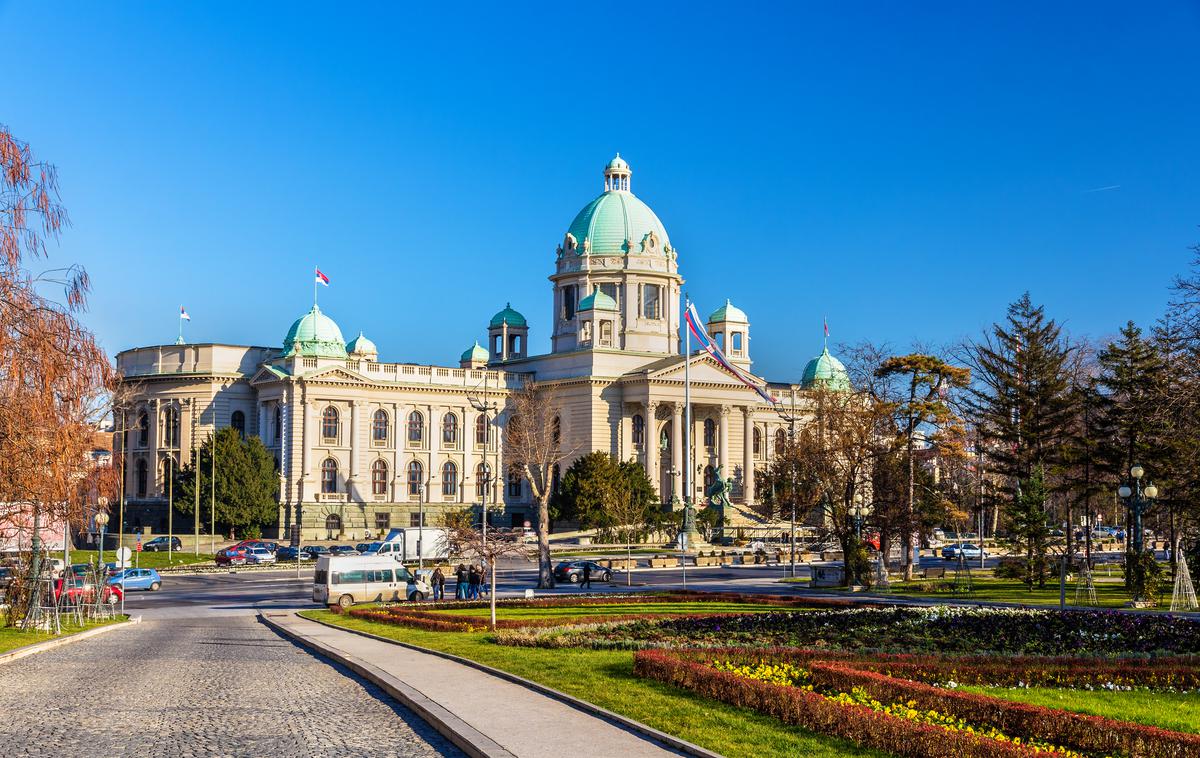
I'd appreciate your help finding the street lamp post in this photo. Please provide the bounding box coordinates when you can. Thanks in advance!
[850,492,872,586]
[772,394,800,579]
[94,510,110,568]
[417,481,425,571]
[1117,464,1158,556]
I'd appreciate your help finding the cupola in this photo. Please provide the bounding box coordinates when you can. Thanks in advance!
[488,303,528,361]
[707,299,751,370]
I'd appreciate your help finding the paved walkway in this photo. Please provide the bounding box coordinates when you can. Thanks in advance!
[266,612,683,758]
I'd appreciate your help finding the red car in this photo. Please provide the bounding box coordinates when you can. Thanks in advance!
[215,547,248,566]
[54,576,122,604]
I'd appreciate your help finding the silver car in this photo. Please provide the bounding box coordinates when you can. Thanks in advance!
[245,547,276,565]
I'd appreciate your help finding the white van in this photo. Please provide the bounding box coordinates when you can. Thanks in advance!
[313,555,432,609]
[363,527,450,562]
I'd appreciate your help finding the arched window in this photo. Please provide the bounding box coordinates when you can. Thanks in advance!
[407,411,424,445]
[631,414,645,446]
[442,413,459,446]
[753,427,762,457]
[704,465,716,489]
[135,459,147,498]
[163,406,179,448]
[371,459,388,496]
[137,412,149,448]
[372,409,389,445]
[231,410,246,439]
[442,461,458,497]
[325,514,342,533]
[407,460,424,496]
[775,428,787,453]
[321,406,339,443]
[731,332,744,354]
[274,407,282,442]
[475,462,490,498]
[475,414,488,446]
[704,418,716,448]
[507,468,522,498]
[321,458,338,493]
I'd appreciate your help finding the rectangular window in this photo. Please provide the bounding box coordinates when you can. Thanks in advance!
[642,284,660,319]
[395,567,413,583]
[333,570,365,585]
[732,332,743,354]
[599,320,613,346]
[410,513,425,527]
[563,285,577,320]
[375,512,390,532]
[314,569,327,585]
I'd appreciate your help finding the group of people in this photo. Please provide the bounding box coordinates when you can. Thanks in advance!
[428,563,488,601]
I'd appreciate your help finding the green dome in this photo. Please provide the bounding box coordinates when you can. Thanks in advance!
[346,331,378,357]
[578,287,618,312]
[490,303,527,328]
[708,299,748,324]
[461,341,489,363]
[566,189,670,256]
[283,304,347,359]
[801,347,851,392]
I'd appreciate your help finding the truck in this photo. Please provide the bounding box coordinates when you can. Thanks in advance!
[362,527,450,563]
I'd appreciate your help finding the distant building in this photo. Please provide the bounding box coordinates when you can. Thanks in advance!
[116,155,850,540]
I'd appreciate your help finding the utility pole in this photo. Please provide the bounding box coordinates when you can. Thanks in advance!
[193,399,200,556]
[210,431,216,554]
[773,391,800,578]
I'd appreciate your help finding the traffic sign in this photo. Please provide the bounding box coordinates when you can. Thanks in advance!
[115,546,132,568]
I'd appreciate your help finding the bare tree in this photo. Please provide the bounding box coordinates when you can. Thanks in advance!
[504,383,574,588]
[445,521,532,629]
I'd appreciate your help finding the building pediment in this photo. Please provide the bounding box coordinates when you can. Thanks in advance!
[300,365,372,386]
[639,353,764,387]
[249,365,290,386]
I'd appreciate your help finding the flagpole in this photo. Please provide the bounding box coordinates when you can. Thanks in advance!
[684,293,692,522]
[178,307,183,345]
[314,267,318,308]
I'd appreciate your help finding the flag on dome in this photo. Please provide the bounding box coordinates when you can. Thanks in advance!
[179,306,191,321]
[315,267,330,286]
[685,303,777,405]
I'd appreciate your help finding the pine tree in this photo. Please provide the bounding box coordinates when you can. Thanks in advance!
[1097,321,1164,478]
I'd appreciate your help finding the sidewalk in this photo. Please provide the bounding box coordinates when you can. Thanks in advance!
[262,611,688,758]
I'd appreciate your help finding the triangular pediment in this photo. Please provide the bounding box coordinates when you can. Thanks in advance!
[302,366,371,385]
[642,353,764,387]
[249,365,288,386]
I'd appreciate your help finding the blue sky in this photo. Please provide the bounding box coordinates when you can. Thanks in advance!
[2,2,1198,380]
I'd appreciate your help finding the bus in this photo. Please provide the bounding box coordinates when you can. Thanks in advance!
[313,555,432,609]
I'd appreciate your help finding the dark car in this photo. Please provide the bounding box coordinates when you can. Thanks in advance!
[355,543,372,553]
[552,561,612,584]
[276,546,304,561]
[143,536,182,552]
[329,545,359,556]
[301,545,331,560]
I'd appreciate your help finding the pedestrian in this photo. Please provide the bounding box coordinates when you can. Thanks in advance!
[431,566,445,601]
[455,563,469,600]
[468,564,482,600]
[580,561,592,590]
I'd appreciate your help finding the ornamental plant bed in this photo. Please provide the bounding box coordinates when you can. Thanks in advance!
[635,648,1200,757]
[348,607,755,633]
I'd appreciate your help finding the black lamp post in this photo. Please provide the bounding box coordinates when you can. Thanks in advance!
[1117,464,1157,556]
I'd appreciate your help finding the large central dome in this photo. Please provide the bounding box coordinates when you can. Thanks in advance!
[564,154,671,256]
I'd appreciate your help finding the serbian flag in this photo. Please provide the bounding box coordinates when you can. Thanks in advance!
[685,303,777,405]
[179,306,191,321]
[315,267,330,286]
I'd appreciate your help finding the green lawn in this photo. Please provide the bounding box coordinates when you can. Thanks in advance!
[425,600,782,619]
[62,549,212,570]
[301,609,886,758]
[0,616,126,655]
[968,686,1200,734]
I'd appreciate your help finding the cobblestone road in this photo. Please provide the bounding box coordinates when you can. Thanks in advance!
[0,617,464,758]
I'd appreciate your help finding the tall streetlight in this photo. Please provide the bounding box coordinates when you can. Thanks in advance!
[772,394,800,578]
[1117,464,1158,556]
[94,509,110,568]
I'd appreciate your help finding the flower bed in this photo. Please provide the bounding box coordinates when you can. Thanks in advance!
[635,648,1200,757]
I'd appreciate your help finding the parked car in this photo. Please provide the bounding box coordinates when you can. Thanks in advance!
[354,543,372,553]
[108,568,162,591]
[942,543,987,561]
[245,547,276,565]
[552,560,613,584]
[302,545,331,560]
[215,547,248,566]
[329,545,360,556]
[143,536,182,552]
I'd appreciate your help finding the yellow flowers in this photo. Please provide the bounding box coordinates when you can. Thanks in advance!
[711,659,813,688]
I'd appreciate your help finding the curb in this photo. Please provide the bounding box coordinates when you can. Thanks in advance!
[0,615,141,665]
[259,611,515,758]
[297,612,721,758]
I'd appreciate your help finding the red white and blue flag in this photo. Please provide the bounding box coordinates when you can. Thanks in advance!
[315,267,330,286]
[179,306,191,321]
[685,303,777,405]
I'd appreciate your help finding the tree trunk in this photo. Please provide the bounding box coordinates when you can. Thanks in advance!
[904,424,916,581]
[535,495,554,588]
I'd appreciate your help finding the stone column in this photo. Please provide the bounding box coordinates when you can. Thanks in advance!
[148,399,160,495]
[742,406,755,505]
[258,402,268,445]
[645,401,659,499]
[348,401,362,501]
[671,402,683,504]
[302,398,316,501]
[277,400,289,500]
[719,405,730,476]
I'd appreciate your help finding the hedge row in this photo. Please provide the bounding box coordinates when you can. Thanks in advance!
[645,648,1200,757]
[634,649,1036,757]
[347,606,750,632]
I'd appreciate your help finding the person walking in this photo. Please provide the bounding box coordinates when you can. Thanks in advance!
[468,564,482,600]
[455,563,469,600]
[431,566,445,601]
[580,561,592,590]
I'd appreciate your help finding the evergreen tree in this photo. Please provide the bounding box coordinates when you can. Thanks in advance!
[1097,321,1164,478]
[174,428,279,538]
[1006,466,1053,588]
[554,452,659,542]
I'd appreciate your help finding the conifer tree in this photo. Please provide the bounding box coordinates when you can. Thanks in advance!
[1097,321,1164,479]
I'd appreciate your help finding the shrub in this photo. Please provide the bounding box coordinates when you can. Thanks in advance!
[994,558,1027,580]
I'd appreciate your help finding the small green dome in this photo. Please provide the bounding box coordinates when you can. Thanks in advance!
[708,299,748,324]
[801,347,851,392]
[346,331,378,357]
[283,304,347,359]
[578,286,618,312]
[461,341,489,363]
[490,303,527,328]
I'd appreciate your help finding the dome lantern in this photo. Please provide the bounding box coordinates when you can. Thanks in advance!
[707,299,751,369]
[603,152,631,192]
[488,303,528,362]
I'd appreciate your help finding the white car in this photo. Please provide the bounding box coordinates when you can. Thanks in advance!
[245,547,276,565]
